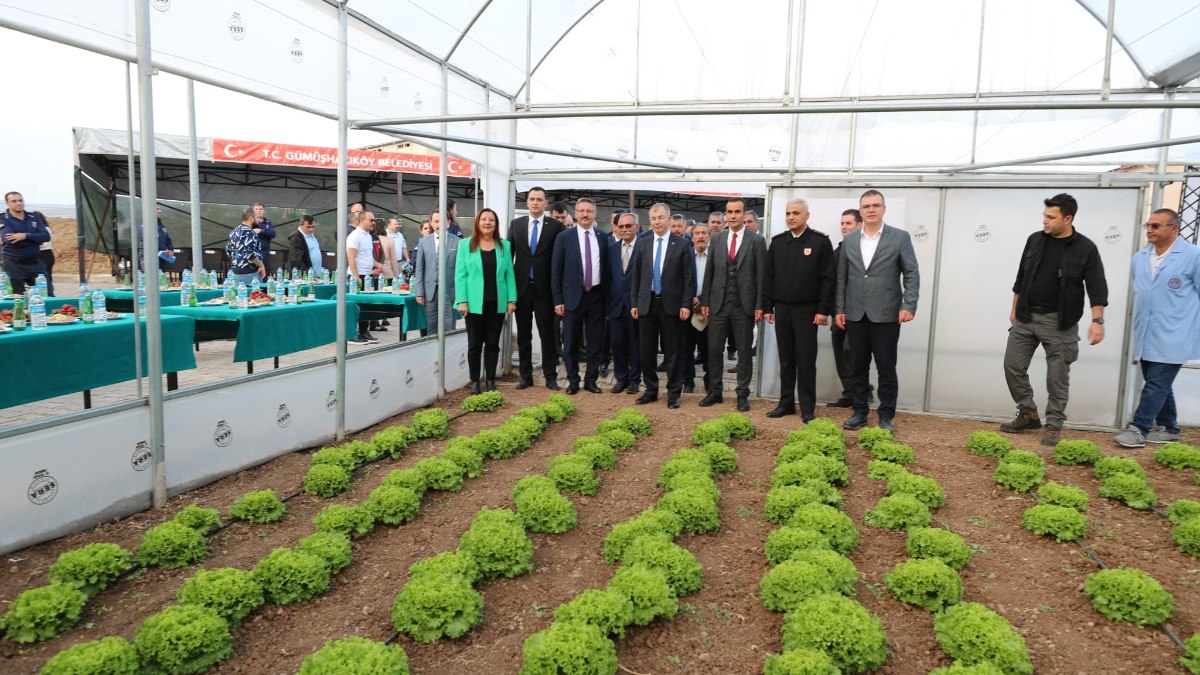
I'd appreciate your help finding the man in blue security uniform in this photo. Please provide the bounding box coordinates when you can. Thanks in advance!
[1114,207,1200,448]
[252,202,276,271]
[1,191,50,294]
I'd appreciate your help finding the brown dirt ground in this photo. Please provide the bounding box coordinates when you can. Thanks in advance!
[2,383,1198,674]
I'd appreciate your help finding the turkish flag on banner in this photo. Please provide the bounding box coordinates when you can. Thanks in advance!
[212,138,473,178]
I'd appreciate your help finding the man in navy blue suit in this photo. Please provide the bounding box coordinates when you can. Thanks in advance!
[631,203,694,409]
[552,198,610,394]
[607,211,642,395]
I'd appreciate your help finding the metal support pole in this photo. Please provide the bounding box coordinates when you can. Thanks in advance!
[922,189,948,412]
[1152,91,1175,210]
[125,63,143,401]
[785,0,805,183]
[437,64,450,396]
[186,80,202,266]
[523,0,532,110]
[969,0,987,164]
[334,1,349,440]
[134,0,166,509]
[1101,0,1116,100]
[847,112,858,175]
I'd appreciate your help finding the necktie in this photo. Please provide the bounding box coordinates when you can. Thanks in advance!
[583,230,593,292]
[529,219,539,279]
[653,238,663,296]
[729,231,738,262]
[621,243,631,273]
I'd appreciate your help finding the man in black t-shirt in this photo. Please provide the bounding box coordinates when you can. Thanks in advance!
[1001,193,1108,447]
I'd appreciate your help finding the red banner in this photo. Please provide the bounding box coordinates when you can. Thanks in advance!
[211,138,472,177]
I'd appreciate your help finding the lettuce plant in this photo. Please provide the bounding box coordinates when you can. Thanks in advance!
[606,564,677,626]
[48,542,131,597]
[760,554,856,613]
[296,532,352,574]
[991,462,1044,492]
[304,463,351,498]
[871,441,916,465]
[857,427,894,451]
[299,636,410,675]
[0,583,87,643]
[574,440,617,471]
[785,430,847,460]
[514,405,550,430]
[252,548,332,604]
[173,504,223,533]
[602,509,684,563]
[765,484,841,524]
[663,472,720,502]
[176,567,264,626]
[1021,504,1088,542]
[512,475,558,501]
[967,430,1011,458]
[415,456,466,492]
[1054,439,1101,465]
[554,589,635,638]
[364,485,421,526]
[409,551,482,585]
[548,454,600,496]
[598,428,636,452]
[391,574,483,643]
[614,408,653,436]
[502,416,543,449]
[1173,519,1200,557]
[787,504,860,555]
[691,419,732,446]
[698,442,738,473]
[133,604,233,675]
[763,648,841,675]
[441,443,484,479]
[1097,474,1157,510]
[781,594,889,673]
[802,417,843,440]
[1182,633,1200,674]
[461,390,505,412]
[1035,482,1089,511]
[1167,499,1200,525]
[886,471,945,509]
[905,528,972,570]
[865,493,932,531]
[136,521,207,569]
[40,636,138,675]
[1003,450,1047,471]
[885,557,962,611]
[776,440,829,465]
[930,663,1006,675]
[619,535,703,596]
[867,460,907,480]
[719,412,756,440]
[343,439,383,464]
[656,487,720,534]
[473,428,525,460]
[1155,442,1200,469]
[227,489,286,524]
[764,526,831,566]
[520,621,618,675]
[372,425,419,458]
[411,407,450,439]
[543,393,576,419]
[657,453,713,486]
[382,467,427,497]
[1093,456,1146,480]
[1083,568,1173,625]
[311,446,357,472]
[515,485,578,533]
[313,504,375,537]
[458,508,534,580]
[934,602,1032,675]
[783,454,849,487]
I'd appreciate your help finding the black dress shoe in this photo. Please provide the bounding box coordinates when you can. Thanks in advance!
[470,382,481,395]
[699,392,723,407]
[843,412,869,430]
[683,384,695,394]
[829,398,853,408]
[737,396,750,412]
[584,382,602,394]
[485,379,496,391]
[626,383,640,395]
[766,406,795,419]
[667,398,680,409]
[599,365,609,377]
[566,382,580,395]
[636,392,658,405]
[802,411,816,423]
[546,380,560,391]
[516,379,533,390]
[611,382,627,394]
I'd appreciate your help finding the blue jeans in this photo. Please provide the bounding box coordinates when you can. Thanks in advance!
[1132,360,1182,435]
[229,272,261,288]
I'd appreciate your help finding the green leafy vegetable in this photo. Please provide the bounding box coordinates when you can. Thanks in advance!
[519,621,618,675]
[1097,473,1157,510]
[411,408,451,439]
[602,509,684,563]
[381,467,427,497]
[865,493,932,531]
[991,462,1044,492]
[461,390,505,412]
[1035,482,1089,511]
[905,528,972,570]
[295,532,353,574]
[136,521,207,569]
[1154,442,1200,469]
[391,575,483,642]
[48,543,130,597]
[554,589,635,638]
[656,487,720,535]
[787,504,860,555]
[176,567,264,626]
[0,583,86,643]
[619,535,704,596]
[458,508,534,580]
[1093,456,1146,480]
[886,471,945,509]
[1083,568,1173,626]
[372,425,419,458]
[40,636,139,675]
[780,594,889,673]
[414,456,466,492]
[133,605,232,675]
[252,548,332,604]
[313,504,375,537]
[967,430,1011,458]
[764,526,832,566]
[172,504,222,533]
[408,550,482,585]
[857,427,894,451]
[364,485,421,526]
[227,489,286,524]
[515,484,578,533]
[303,463,351,499]
[548,454,600,496]
[885,557,962,611]
[1021,504,1088,542]
[299,636,410,675]
[934,602,1032,675]
[606,564,677,626]
[1054,439,1101,465]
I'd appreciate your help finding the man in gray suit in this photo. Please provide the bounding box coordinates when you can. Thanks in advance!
[700,196,767,412]
[835,189,919,433]
[413,210,460,336]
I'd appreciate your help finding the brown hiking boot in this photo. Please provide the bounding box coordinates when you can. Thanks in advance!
[1040,425,1061,447]
[1000,410,1042,433]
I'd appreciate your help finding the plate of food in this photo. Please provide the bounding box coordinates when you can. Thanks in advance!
[199,297,228,306]
[46,313,80,325]
[105,311,127,320]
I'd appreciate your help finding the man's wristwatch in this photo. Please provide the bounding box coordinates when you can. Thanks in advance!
[1092,317,1105,325]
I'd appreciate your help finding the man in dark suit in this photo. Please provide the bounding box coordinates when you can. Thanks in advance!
[552,198,610,395]
[763,198,836,421]
[829,209,867,407]
[680,223,711,394]
[413,210,460,336]
[607,211,641,395]
[630,203,694,409]
[509,187,564,390]
[835,189,920,434]
[701,197,767,412]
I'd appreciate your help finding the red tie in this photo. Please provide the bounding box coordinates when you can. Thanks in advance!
[729,231,737,261]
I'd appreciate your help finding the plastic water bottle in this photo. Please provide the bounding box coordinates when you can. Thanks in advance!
[81,284,94,323]
[348,273,359,295]
[35,273,48,297]
[78,282,90,313]
[158,270,168,290]
[267,278,277,298]
[236,283,249,310]
[276,267,284,283]
[29,291,46,331]
[291,267,299,282]
[179,281,192,307]
[92,289,107,324]
[137,278,146,317]
[274,282,285,306]
[182,269,192,287]
[0,271,10,296]
[288,279,299,305]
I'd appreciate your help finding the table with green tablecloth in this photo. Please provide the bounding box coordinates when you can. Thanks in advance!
[103,288,224,312]
[160,299,360,369]
[0,296,78,313]
[313,286,425,338]
[0,315,197,409]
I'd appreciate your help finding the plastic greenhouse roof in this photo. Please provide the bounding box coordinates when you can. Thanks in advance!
[3,0,1199,174]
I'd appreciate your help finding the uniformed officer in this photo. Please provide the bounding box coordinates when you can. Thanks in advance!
[764,198,836,420]
[1,191,51,294]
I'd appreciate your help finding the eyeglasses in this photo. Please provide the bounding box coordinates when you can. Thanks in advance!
[614,223,635,229]
[1144,222,1174,230]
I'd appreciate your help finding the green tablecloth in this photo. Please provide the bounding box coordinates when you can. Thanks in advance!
[160,300,360,362]
[0,315,197,408]
[0,296,77,313]
[103,288,224,312]
[312,285,425,333]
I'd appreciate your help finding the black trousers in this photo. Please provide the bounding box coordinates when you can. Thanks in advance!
[38,250,56,297]
[609,311,640,386]
[465,301,504,382]
[680,318,709,390]
[830,323,853,400]
[707,297,754,397]
[2,256,46,295]
[775,302,820,413]
[515,281,558,380]
[640,297,683,398]
[846,319,900,417]
[562,287,605,385]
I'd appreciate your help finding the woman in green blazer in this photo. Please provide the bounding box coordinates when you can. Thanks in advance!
[454,208,517,393]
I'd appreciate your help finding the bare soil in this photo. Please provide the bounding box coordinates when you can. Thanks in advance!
[2,383,1198,674]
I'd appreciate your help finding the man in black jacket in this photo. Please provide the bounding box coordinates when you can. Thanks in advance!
[509,187,564,390]
[764,198,836,421]
[631,203,694,409]
[1001,193,1108,447]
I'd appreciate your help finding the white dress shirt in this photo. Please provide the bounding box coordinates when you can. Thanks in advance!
[1151,240,1176,279]
[576,226,601,288]
[529,216,542,249]
[694,250,708,295]
[860,225,883,268]
[727,228,745,259]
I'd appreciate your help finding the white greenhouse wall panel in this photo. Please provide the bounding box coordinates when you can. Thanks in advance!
[1174,367,1200,427]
